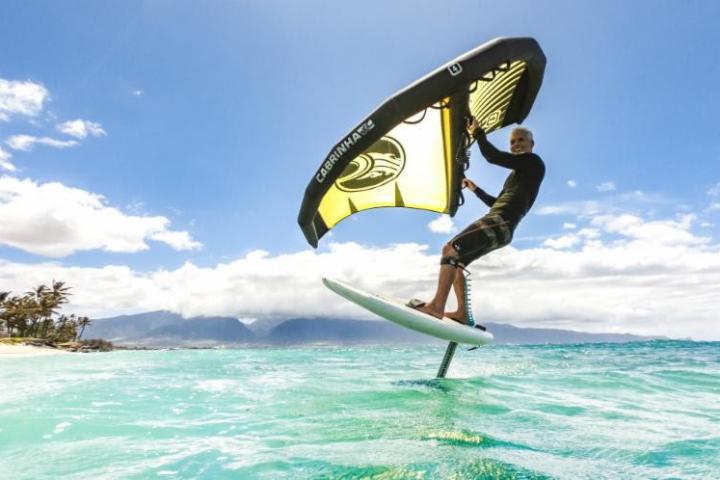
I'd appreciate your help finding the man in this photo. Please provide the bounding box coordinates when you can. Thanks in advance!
[411,116,545,328]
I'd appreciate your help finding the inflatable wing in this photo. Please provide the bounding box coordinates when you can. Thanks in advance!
[299,37,546,247]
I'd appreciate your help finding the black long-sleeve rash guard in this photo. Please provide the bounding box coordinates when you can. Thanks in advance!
[471,130,546,226]
[472,186,497,208]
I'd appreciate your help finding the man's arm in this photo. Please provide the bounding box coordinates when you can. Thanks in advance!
[462,178,496,208]
[473,186,497,208]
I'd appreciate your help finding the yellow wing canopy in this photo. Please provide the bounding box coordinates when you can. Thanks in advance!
[299,38,546,247]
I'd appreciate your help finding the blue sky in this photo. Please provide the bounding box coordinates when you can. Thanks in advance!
[1,1,719,338]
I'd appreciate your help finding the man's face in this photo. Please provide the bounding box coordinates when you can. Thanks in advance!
[510,132,533,155]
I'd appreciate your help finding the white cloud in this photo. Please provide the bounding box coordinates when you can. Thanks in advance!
[0,176,202,257]
[6,134,79,151]
[537,191,669,218]
[149,231,202,251]
[591,213,709,246]
[562,222,576,230]
[1,214,718,340]
[543,234,580,249]
[707,203,720,212]
[428,215,457,234]
[56,119,107,139]
[132,90,143,97]
[0,147,15,172]
[536,201,603,216]
[577,228,600,239]
[707,182,720,197]
[596,181,616,192]
[0,79,49,121]
[567,180,577,188]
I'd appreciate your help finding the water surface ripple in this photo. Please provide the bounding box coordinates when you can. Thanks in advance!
[1,341,718,479]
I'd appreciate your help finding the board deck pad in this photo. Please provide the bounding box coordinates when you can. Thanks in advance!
[323,277,493,346]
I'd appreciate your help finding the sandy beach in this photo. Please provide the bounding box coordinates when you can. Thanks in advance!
[0,343,72,358]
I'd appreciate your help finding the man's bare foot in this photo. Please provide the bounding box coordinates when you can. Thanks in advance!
[446,312,487,330]
[411,301,444,319]
[444,311,468,325]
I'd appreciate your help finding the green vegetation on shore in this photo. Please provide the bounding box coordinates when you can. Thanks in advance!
[0,281,110,350]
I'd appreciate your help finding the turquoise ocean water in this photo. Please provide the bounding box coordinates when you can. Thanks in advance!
[1,341,719,479]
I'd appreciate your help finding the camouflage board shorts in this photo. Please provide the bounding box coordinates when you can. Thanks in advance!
[449,214,514,267]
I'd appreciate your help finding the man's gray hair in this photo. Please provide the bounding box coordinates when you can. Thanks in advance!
[511,126,534,142]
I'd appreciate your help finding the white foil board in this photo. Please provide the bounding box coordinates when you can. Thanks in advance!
[323,277,493,346]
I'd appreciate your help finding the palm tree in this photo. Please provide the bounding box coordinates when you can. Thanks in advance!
[48,281,71,310]
[20,281,71,338]
[55,314,68,340]
[41,281,71,332]
[38,317,54,339]
[25,285,48,337]
[14,295,35,337]
[48,282,73,340]
[26,285,49,302]
[77,316,92,340]
[53,314,78,342]
[0,291,10,335]
[1,282,89,340]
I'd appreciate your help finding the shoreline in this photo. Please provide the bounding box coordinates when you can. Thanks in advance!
[0,338,113,356]
[0,343,73,358]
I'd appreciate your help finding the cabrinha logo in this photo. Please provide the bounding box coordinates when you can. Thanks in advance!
[315,119,375,184]
[335,136,406,192]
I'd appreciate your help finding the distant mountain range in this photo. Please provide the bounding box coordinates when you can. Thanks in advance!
[83,311,666,347]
